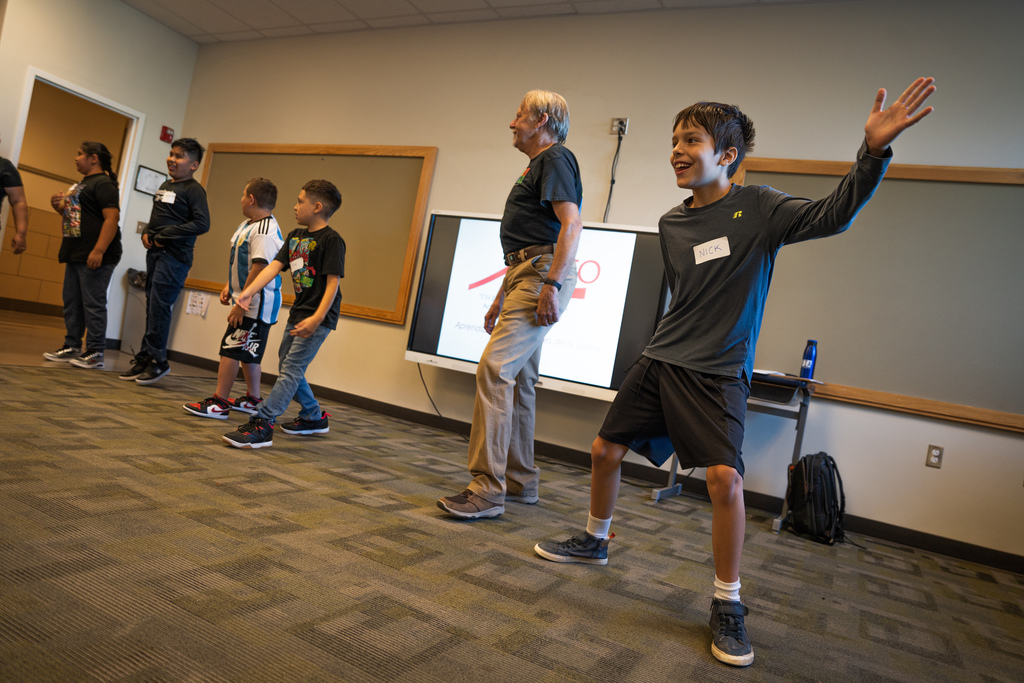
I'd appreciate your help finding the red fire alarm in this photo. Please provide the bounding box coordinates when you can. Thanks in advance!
[160,126,174,143]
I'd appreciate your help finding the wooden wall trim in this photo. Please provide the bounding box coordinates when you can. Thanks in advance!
[814,382,1024,434]
[740,158,1024,185]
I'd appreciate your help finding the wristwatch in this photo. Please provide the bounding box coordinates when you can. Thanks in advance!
[542,278,562,291]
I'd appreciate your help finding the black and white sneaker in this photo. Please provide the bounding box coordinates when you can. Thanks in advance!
[279,411,330,435]
[534,532,611,565]
[223,417,274,449]
[69,350,104,369]
[183,396,231,419]
[135,360,170,385]
[228,394,263,415]
[119,354,151,380]
[43,346,80,362]
[709,599,754,667]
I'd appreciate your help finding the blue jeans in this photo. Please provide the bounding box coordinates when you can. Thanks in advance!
[62,262,116,351]
[256,322,331,423]
[142,250,191,363]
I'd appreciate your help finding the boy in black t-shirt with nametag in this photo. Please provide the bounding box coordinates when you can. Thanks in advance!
[222,179,345,449]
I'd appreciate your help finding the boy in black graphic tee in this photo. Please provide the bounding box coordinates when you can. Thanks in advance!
[222,179,345,449]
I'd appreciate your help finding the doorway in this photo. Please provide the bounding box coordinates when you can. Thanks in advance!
[0,77,137,314]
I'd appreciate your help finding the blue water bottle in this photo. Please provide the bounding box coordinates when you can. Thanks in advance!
[800,340,817,379]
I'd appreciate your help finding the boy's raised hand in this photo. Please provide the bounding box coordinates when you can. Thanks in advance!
[864,77,936,156]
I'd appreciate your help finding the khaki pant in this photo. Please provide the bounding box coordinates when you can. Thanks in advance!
[466,253,577,503]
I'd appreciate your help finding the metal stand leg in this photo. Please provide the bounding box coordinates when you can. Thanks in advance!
[773,386,810,532]
[651,453,682,501]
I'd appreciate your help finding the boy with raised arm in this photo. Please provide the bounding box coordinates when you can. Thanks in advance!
[534,78,936,667]
[222,179,345,449]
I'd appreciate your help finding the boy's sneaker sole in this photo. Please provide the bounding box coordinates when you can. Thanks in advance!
[183,398,231,420]
[279,424,329,435]
[534,532,610,565]
[43,347,80,362]
[222,434,273,449]
[135,363,170,385]
[69,356,104,369]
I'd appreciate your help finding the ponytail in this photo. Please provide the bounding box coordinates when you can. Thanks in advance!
[80,141,118,186]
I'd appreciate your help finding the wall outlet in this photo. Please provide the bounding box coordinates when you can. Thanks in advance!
[610,118,629,135]
[926,444,944,468]
[136,221,148,234]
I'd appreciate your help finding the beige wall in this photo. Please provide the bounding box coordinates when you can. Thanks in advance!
[173,0,1024,555]
[0,0,1020,555]
[0,0,197,336]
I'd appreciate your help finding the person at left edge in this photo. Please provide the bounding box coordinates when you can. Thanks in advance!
[120,138,210,385]
[1,132,29,254]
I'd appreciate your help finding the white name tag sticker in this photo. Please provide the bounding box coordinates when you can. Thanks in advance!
[289,257,304,273]
[157,190,177,204]
[693,236,730,265]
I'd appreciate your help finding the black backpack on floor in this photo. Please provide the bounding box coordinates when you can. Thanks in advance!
[783,452,847,545]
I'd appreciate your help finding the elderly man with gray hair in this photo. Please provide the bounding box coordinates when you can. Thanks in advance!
[438,90,583,520]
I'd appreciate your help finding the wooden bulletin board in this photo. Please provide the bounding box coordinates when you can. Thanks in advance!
[733,158,1024,433]
[190,144,437,324]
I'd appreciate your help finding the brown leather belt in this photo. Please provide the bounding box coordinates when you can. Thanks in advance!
[503,243,555,267]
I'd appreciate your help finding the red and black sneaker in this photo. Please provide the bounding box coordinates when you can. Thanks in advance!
[228,394,263,415]
[223,417,274,449]
[279,410,330,435]
[183,395,231,420]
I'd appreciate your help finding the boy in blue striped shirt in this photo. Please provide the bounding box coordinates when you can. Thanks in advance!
[184,178,283,419]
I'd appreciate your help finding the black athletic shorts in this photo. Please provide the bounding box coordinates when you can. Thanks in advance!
[598,356,750,476]
[218,319,272,364]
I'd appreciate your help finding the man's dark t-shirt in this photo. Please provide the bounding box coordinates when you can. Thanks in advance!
[499,144,582,254]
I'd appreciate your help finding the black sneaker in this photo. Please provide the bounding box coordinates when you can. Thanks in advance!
[183,396,231,420]
[709,599,754,667]
[69,349,104,369]
[223,417,274,449]
[228,394,263,415]
[43,346,80,362]
[534,531,610,565]
[119,354,151,380]
[279,411,330,435]
[135,360,170,385]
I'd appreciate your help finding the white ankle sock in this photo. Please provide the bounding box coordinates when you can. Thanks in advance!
[714,576,741,603]
[586,514,612,539]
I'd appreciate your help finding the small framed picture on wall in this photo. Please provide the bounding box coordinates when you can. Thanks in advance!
[134,165,167,196]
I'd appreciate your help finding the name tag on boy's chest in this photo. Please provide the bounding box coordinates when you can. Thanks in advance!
[693,236,730,265]
[156,189,177,204]
[289,257,304,273]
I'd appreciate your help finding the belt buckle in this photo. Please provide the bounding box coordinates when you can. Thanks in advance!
[504,250,522,267]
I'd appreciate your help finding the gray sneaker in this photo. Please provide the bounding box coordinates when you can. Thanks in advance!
[43,346,80,362]
[534,531,610,565]
[437,489,504,519]
[709,598,754,667]
[506,492,539,504]
[69,350,104,369]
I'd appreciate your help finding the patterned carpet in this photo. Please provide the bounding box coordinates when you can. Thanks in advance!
[0,363,1021,682]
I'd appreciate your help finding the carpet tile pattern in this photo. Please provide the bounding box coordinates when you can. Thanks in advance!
[0,364,1022,682]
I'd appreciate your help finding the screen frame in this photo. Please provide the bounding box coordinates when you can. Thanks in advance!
[406,210,667,402]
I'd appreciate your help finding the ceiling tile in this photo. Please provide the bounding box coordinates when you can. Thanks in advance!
[409,0,489,10]
[572,0,664,13]
[310,19,371,33]
[208,0,303,30]
[366,14,433,28]
[338,0,420,19]
[495,3,575,18]
[426,9,502,23]
[274,0,358,23]
[260,26,317,37]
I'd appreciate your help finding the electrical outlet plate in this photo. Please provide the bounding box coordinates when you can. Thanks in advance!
[926,444,943,468]
[136,221,148,234]
[610,118,629,135]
